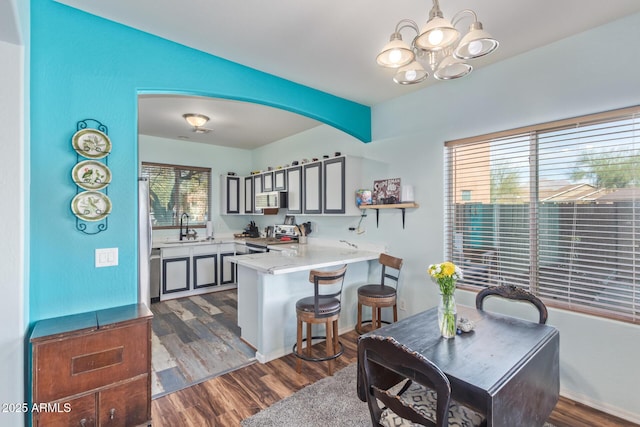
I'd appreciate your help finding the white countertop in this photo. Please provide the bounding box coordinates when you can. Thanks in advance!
[227,244,380,275]
[152,238,236,249]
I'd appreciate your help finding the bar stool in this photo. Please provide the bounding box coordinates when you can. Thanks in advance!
[293,265,348,375]
[356,253,403,334]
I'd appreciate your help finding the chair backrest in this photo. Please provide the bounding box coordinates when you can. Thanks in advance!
[379,253,403,288]
[358,335,451,427]
[308,265,348,315]
[475,284,548,324]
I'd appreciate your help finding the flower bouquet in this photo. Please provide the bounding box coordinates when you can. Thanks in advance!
[428,261,463,338]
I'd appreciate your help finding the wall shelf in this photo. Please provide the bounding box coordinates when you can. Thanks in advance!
[359,202,419,229]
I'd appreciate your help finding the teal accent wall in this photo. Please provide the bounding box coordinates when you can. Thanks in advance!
[29,0,371,322]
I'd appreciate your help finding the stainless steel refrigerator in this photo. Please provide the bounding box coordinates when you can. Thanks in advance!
[138,177,152,308]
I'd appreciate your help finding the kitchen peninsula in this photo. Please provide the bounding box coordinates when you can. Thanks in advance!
[229,244,380,362]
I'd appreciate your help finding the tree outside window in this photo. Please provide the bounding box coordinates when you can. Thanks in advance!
[141,162,211,228]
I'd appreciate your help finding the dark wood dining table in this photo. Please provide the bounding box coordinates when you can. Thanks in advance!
[357,304,560,427]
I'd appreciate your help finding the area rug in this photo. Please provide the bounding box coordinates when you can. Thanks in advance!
[241,363,558,427]
[242,364,369,427]
[150,291,256,398]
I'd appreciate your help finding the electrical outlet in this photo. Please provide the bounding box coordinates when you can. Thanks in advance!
[399,299,407,311]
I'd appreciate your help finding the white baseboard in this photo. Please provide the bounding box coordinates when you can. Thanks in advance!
[561,388,640,425]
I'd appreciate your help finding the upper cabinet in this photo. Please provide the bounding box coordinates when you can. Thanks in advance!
[221,175,241,215]
[324,157,345,214]
[243,176,254,214]
[274,169,286,191]
[286,166,302,214]
[323,156,362,216]
[253,174,263,214]
[303,162,323,214]
[224,155,363,216]
[262,171,274,192]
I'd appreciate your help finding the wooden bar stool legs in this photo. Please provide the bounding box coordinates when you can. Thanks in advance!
[295,311,342,375]
[356,294,398,334]
[292,265,347,375]
[355,253,403,334]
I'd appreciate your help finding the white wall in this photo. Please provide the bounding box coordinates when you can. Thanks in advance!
[0,38,25,427]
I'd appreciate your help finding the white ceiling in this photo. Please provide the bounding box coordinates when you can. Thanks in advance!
[138,95,323,150]
[29,1,640,147]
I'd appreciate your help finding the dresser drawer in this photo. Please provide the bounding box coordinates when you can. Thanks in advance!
[98,376,149,427]
[33,321,149,403]
[34,393,96,427]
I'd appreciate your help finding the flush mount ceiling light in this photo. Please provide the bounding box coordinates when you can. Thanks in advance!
[376,0,498,84]
[183,113,212,134]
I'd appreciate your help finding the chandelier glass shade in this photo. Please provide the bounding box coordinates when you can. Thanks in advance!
[376,35,415,68]
[394,61,429,85]
[415,17,459,51]
[376,0,498,84]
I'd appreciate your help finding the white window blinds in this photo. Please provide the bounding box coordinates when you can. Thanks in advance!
[445,106,640,324]
[141,162,211,228]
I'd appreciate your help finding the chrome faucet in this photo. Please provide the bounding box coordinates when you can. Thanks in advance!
[179,213,189,240]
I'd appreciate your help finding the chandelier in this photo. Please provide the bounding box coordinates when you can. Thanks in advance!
[376,0,499,84]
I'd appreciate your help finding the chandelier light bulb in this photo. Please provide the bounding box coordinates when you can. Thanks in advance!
[428,29,444,46]
[405,69,418,81]
[389,49,403,64]
[468,40,483,56]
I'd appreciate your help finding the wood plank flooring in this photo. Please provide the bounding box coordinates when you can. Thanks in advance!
[150,291,256,398]
[152,328,638,427]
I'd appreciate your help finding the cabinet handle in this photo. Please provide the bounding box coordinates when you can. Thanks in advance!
[109,408,116,419]
[80,419,87,427]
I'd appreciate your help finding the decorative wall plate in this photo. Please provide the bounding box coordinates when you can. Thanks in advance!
[72,128,112,159]
[72,160,112,191]
[71,191,112,221]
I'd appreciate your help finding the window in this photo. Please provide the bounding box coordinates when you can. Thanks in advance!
[445,106,640,324]
[141,162,211,229]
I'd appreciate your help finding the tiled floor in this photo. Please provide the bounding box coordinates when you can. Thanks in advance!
[149,289,256,398]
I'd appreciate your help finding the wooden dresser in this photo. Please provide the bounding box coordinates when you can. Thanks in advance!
[30,304,153,427]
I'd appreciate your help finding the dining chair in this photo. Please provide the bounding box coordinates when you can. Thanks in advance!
[355,253,403,334]
[475,284,548,324]
[358,335,486,427]
[292,264,348,375]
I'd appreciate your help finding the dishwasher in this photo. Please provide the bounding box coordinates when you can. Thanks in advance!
[150,248,161,302]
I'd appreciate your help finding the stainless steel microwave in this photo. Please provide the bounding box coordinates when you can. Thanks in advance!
[255,191,288,209]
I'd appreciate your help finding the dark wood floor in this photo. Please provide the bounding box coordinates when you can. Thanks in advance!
[151,329,637,427]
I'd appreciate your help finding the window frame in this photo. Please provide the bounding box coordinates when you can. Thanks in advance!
[445,105,640,324]
[141,162,212,230]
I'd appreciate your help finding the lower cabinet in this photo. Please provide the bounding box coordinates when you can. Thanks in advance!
[193,253,218,288]
[31,304,152,427]
[220,249,236,285]
[161,243,236,300]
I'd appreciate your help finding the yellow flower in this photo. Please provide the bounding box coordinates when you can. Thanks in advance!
[428,261,464,296]
[440,261,455,277]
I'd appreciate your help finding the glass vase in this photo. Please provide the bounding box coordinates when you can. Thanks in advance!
[438,293,457,339]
